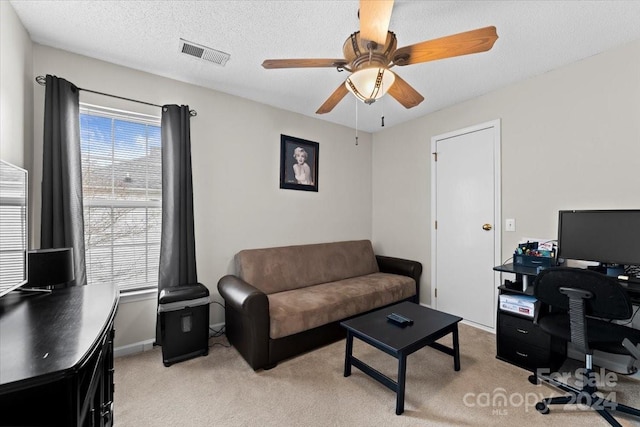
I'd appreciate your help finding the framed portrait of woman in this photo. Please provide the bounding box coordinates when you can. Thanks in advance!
[279,134,319,192]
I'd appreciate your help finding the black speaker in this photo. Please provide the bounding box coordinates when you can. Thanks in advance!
[28,248,74,288]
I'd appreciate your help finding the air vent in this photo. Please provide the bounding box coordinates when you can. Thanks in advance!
[179,38,230,66]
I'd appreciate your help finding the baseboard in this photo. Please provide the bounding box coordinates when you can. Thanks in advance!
[114,339,156,358]
[208,321,225,335]
[567,343,639,375]
[461,319,495,334]
[420,302,496,333]
[114,322,225,358]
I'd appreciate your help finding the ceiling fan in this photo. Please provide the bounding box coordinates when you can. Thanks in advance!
[262,0,498,114]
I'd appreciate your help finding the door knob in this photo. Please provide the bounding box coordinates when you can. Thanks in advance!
[482,223,492,231]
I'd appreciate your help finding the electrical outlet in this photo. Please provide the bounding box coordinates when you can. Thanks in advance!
[505,218,516,232]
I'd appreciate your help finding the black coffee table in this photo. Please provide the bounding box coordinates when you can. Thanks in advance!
[340,301,463,415]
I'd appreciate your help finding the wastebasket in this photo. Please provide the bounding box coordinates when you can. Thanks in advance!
[158,283,210,366]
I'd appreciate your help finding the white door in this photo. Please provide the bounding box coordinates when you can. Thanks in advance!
[431,120,501,329]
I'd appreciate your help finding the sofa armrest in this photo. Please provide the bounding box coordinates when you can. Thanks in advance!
[217,275,270,370]
[376,255,423,302]
[218,275,267,313]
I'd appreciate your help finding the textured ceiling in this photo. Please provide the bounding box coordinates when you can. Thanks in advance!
[10,0,640,133]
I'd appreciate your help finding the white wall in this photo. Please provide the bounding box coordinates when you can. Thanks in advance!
[31,45,373,348]
[372,39,640,306]
[0,1,33,168]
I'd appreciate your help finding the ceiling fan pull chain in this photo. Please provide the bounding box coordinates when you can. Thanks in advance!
[381,86,385,127]
[355,98,359,146]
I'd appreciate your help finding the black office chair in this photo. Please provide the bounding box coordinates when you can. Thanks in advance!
[528,267,640,427]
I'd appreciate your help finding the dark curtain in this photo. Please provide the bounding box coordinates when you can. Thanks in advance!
[40,74,87,287]
[156,104,198,344]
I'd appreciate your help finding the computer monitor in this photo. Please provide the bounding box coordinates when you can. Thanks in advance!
[557,210,640,266]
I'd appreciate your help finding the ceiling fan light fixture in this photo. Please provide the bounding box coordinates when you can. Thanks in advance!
[345,68,395,104]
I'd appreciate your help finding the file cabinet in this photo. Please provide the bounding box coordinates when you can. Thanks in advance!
[494,263,565,372]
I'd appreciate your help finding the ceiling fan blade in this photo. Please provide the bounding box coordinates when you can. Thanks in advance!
[262,58,347,69]
[316,82,349,114]
[393,26,498,66]
[387,73,424,109]
[359,0,394,46]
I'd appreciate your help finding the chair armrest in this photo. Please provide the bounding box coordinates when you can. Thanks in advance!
[376,255,423,302]
[217,275,270,370]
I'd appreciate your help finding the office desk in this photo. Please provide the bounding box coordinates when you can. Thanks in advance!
[493,264,565,371]
[494,264,640,372]
[0,283,119,426]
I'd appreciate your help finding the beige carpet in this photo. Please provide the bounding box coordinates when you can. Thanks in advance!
[114,324,640,426]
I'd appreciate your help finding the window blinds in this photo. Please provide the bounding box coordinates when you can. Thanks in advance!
[80,104,161,292]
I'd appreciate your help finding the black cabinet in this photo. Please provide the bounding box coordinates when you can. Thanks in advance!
[0,283,119,426]
[494,264,565,372]
[497,309,564,371]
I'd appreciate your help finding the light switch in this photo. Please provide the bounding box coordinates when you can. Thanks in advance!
[505,218,516,232]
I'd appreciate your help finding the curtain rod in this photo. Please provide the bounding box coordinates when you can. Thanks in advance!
[35,76,197,117]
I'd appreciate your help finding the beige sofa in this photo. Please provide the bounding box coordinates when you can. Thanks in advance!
[217,240,422,370]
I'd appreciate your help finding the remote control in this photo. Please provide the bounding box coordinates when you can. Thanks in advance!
[387,312,413,326]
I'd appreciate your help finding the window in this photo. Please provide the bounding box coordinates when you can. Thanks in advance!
[80,104,161,292]
[0,160,28,296]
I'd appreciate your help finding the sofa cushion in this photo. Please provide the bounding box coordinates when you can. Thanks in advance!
[235,240,379,295]
[266,272,416,339]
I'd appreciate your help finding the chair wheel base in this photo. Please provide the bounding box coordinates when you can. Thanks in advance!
[528,374,539,385]
[536,402,549,414]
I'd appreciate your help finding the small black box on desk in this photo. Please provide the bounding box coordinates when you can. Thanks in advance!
[158,283,210,366]
[514,254,555,269]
